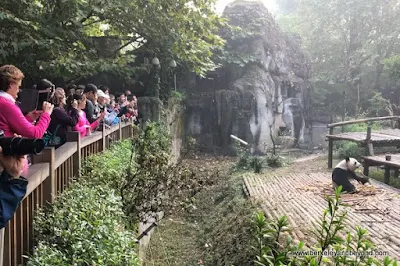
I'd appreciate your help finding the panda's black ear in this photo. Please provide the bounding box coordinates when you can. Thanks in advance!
[345,157,350,162]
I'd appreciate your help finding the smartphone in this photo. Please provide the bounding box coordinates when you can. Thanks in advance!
[17,89,39,115]
[36,85,54,111]
[36,91,51,111]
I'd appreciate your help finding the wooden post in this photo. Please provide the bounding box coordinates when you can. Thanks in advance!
[384,155,391,184]
[119,120,123,140]
[363,160,369,176]
[32,148,56,204]
[0,228,4,266]
[67,132,81,178]
[102,123,106,151]
[328,127,334,169]
[366,124,374,156]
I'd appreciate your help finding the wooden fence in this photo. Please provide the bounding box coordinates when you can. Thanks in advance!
[0,120,134,266]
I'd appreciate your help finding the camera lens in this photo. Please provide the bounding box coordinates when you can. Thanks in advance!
[10,137,45,156]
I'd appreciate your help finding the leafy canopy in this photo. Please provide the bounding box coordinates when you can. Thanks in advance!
[0,0,225,82]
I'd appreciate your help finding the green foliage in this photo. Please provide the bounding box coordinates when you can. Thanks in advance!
[266,154,284,168]
[250,157,263,173]
[384,55,400,80]
[83,139,133,189]
[27,182,138,266]
[234,142,265,173]
[216,6,272,68]
[252,186,399,265]
[171,90,186,101]
[0,0,225,81]
[120,121,192,224]
[366,93,391,117]
[200,177,258,266]
[337,141,366,160]
[284,0,400,117]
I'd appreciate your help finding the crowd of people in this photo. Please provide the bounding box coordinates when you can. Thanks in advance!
[0,64,140,171]
[0,64,142,228]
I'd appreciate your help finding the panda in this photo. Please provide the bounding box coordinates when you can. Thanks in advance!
[332,157,369,193]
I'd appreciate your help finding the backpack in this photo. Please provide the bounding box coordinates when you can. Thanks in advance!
[42,124,63,147]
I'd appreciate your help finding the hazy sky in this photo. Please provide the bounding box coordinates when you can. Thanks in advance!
[216,0,278,14]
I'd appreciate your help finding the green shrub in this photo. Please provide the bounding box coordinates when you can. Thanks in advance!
[120,121,192,224]
[83,139,133,190]
[266,154,284,168]
[250,156,263,173]
[337,141,366,160]
[252,187,399,265]
[234,141,252,170]
[28,182,138,266]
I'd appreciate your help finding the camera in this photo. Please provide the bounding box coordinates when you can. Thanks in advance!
[0,130,45,156]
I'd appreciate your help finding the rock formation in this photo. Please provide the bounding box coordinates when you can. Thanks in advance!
[184,0,311,154]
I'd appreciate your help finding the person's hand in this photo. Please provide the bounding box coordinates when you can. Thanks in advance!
[84,125,91,128]
[0,146,26,178]
[71,100,78,109]
[26,110,41,121]
[99,111,106,120]
[42,101,54,115]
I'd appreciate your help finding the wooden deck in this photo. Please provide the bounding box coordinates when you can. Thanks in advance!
[326,129,400,144]
[243,172,400,260]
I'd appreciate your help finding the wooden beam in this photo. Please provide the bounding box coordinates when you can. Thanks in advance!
[327,116,400,128]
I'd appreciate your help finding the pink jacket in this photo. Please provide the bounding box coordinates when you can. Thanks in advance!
[0,97,51,138]
[73,110,100,137]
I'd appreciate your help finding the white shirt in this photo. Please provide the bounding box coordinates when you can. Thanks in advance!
[0,91,16,103]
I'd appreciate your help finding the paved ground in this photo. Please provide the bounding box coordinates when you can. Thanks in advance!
[243,171,400,260]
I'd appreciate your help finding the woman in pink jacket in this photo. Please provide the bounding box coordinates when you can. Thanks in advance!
[0,65,54,139]
[67,93,104,137]
[0,65,54,173]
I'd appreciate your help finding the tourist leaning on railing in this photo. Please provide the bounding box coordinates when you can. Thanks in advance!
[0,65,54,172]
[44,88,79,147]
[69,93,105,137]
[97,90,119,126]
[83,84,100,124]
[0,145,28,229]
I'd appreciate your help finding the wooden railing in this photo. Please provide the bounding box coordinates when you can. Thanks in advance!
[326,116,400,168]
[0,120,134,266]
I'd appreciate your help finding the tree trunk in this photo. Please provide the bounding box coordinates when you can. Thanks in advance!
[375,62,384,91]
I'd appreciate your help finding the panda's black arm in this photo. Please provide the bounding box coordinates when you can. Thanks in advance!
[348,170,369,184]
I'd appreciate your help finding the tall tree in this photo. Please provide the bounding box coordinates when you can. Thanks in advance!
[0,0,225,83]
[281,0,400,117]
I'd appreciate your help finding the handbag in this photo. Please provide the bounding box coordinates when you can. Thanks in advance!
[42,124,63,147]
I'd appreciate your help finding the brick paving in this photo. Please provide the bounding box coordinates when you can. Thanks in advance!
[243,172,400,259]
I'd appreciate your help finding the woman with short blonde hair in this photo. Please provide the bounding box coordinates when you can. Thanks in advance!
[0,64,53,139]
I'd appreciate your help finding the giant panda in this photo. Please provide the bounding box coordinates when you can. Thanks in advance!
[332,157,369,193]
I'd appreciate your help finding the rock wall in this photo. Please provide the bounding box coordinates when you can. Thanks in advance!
[138,96,184,159]
[183,0,312,154]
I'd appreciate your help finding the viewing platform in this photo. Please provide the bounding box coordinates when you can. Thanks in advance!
[0,120,134,266]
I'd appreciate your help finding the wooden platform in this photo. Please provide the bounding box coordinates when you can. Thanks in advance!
[363,153,400,168]
[326,129,400,144]
[243,172,400,260]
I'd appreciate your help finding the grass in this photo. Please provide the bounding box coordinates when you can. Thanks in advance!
[369,169,400,189]
[144,218,202,266]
